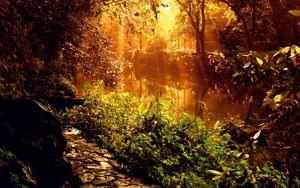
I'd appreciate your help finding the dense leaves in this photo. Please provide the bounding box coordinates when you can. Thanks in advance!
[64,81,288,187]
[0,0,119,98]
[229,45,300,183]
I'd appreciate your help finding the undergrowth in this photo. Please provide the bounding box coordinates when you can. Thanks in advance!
[64,81,289,188]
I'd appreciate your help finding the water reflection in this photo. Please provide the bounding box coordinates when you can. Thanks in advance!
[110,51,248,119]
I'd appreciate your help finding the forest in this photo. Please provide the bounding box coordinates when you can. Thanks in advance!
[0,0,300,187]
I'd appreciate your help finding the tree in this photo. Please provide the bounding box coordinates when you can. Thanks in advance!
[220,0,263,50]
[174,0,208,80]
[172,0,209,118]
[1,0,159,98]
[220,0,300,50]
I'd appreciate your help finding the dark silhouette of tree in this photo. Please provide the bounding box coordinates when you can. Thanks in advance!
[220,0,300,50]
[175,0,208,79]
[174,0,209,118]
[0,0,121,97]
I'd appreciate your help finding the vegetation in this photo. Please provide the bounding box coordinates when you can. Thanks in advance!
[1,0,300,187]
[229,45,300,184]
[0,146,35,187]
[0,0,121,98]
[64,81,289,187]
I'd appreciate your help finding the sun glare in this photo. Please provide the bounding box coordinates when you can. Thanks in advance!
[157,0,177,39]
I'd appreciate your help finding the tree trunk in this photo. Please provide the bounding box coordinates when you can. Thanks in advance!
[250,4,256,50]
[240,14,252,50]
[220,0,254,50]
[200,0,207,76]
[195,32,201,54]
[195,0,209,119]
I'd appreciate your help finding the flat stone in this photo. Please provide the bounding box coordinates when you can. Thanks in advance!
[64,128,81,135]
[111,179,131,186]
[92,176,116,185]
[107,159,119,168]
[74,138,86,143]
[103,153,114,159]
[100,161,112,168]
[92,170,114,177]
[79,173,95,184]
[116,173,128,179]
[85,164,110,170]
[73,166,87,175]
[63,128,160,188]
[83,158,94,163]
[92,156,107,163]
[99,149,109,154]
[66,142,77,148]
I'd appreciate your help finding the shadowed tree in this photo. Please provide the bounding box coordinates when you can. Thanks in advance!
[173,0,209,117]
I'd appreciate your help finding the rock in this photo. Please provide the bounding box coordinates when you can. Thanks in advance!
[92,176,116,185]
[0,98,79,187]
[79,173,95,183]
[63,127,160,188]
[47,96,84,111]
[0,146,37,187]
[103,153,114,159]
[86,164,110,170]
[49,74,78,98]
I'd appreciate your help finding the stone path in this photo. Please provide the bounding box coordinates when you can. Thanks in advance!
[63,127,159,188]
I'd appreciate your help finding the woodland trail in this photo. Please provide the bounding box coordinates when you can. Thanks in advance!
[63,127,159,188]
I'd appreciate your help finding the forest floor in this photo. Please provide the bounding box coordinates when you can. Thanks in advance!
[63,127,160,188]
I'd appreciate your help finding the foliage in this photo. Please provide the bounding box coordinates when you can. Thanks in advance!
[0,0,120,97]
[219,0,277,50]
[231,45,300,182]
[102,0,160,34]
[0,146,35,187]
[64,81,288,187]
[145,35,168,53]
[0,0,27,97]
[289,9,300,25]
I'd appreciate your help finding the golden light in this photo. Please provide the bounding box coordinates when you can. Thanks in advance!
[156,0,177,40]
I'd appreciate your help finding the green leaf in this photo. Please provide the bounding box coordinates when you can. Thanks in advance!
[274,94,282,103]
[243,62,251,69]
[289,10,300,17]
[293,45,300,55]
[250,174,257,184]
[276,56,285,64]
[273,50,281,57]
[207,170,223,176]
[213,120,220,129]
[281,46,291,54]
[253,130,261,140]
[256,57,264,66]
[290,48,297,58]
[212,175,223,180]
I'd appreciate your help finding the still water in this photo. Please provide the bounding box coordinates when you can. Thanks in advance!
[104,51,249,121]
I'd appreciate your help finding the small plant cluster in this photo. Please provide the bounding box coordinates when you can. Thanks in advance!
[0,146,35,187]
[64,81,288,188]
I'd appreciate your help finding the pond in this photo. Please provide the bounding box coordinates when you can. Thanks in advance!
[105,51,249,121]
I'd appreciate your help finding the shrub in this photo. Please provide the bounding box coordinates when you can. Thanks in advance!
[231,46,300,182]
[64,81,288,187]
